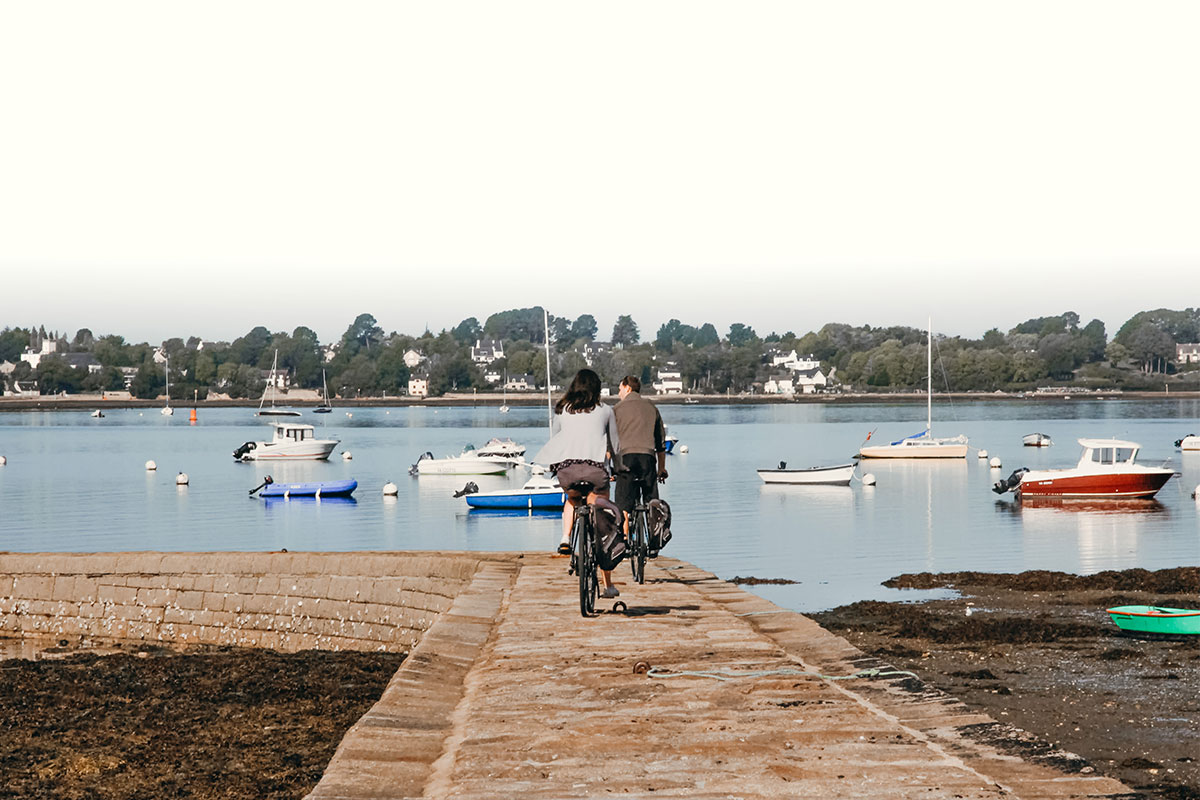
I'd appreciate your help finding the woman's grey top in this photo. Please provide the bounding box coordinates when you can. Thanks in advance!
[532,404,619,468]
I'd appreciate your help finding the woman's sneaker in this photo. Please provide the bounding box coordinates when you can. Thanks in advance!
[601,586,620,599]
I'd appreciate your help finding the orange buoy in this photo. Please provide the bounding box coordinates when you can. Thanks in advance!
[189,408,197,422]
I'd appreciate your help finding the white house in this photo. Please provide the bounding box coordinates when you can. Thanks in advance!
[19,338,59,370]
[763,373,796,395]
[505,373,535,391]
[579,341,611,367]
[483,368,502,385]
[1177,343,1200,364]
[471,338,504,365]
[408,375,429,397]
[403,348,426,369]
[653,365,684,395]
[770,349,822,371]
[794,367,828,394]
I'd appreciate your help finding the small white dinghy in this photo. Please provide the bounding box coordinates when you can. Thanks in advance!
[757,461,856,486]
[1023,432,1053,447]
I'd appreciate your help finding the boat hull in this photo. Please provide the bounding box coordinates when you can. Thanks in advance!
[858,441,968,458]
[1018,470,1173,499]
[1022,433,1052,447]
[465,489,566,509]
[417,457,515,475]
[757,464,855,486]
[1107,605,1200,635]
[259,479,357,498]
[1179,435,1200,451]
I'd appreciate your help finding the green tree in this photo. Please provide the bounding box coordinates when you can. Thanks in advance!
[570,314,598,343]
[0,327,30,362]
[693,323,720,348]
[483,307,548,343]
[376,342,412,394]
[341,313,384,356]
[451,317,482,344]
[611,315,639,347]
[727,323,758,348]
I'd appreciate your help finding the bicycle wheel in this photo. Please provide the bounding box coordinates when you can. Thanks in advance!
[630,508,648,584]
[574,511,597,616]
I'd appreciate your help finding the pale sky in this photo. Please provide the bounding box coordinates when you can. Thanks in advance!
[2,1,1197,346]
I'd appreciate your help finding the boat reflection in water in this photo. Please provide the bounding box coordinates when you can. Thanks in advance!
[261,495,358,507]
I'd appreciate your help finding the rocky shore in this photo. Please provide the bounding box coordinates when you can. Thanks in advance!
[814,567,1200,800]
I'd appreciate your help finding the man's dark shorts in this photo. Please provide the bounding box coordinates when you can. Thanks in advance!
[614,453,659,513]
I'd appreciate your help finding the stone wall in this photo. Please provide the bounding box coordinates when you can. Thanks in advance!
[0,552,497,652]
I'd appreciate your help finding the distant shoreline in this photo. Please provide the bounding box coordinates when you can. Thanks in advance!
[2,389,1197,412]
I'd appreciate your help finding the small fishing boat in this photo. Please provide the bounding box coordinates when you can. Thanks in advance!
[1023,432,1053,447]
[410,447,521,476]
[1175,433,1199,451]
[462,468,566,510]
[476,437,526,458]
[233,423,340,461]
[90,409,104,418]
[1107,605,1200,635]
[253,477,358,499]
[757,462,856,486]
[161,356,173,416]
[993,438,1174,499]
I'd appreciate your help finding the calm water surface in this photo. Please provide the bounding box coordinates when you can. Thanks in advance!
[1,399,1198,612]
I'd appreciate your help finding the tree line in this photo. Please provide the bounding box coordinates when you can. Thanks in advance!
[2,307,1198,400]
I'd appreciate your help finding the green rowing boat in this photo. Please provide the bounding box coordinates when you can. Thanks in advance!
[1107,605,1200,635]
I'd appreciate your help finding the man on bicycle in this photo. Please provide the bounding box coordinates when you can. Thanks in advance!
[612,375,667,548]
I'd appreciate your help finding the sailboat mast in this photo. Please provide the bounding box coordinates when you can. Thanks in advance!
[544,308,552,430]
[926,317,932,435]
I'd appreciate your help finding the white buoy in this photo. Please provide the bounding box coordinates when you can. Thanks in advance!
[0,455,6,466]
[861,473,877,486]
[345,412,353,418]
[342,451,353,460]
[382,481,398,496]
[679,444,689,453]
[175,472,189,485]
[989,457,1002,468]
[978,449,988,459]
[145,460,157,471]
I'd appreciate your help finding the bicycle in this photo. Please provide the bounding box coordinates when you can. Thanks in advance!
[627,501,650,585]
[565,480,600,617]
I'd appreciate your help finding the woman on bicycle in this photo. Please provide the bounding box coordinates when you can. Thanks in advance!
[533,368,622,597]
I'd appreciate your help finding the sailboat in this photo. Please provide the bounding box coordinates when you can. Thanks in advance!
[160,356,173,416]
[499,372,509,414]
[258,350,302,417]
[857,318,968,459]
[313,369,333,414]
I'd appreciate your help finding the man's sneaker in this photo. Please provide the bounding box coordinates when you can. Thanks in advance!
[601,586,620,599]
[648,549,659,559]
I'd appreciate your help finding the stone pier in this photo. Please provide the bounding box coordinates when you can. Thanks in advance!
[0,552,1130,798]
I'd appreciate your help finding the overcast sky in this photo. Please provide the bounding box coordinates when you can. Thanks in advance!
[2,1,1197,346]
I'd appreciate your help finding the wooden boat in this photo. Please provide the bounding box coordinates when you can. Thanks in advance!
[757,462,855,486]
[858,318,967,459]
[1022,432,1052,447]
[257,478,357,498]
[1107,605,1200,635]
[993,438,1174,499]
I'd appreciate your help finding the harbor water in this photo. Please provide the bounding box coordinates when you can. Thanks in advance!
[1,399,1198,612]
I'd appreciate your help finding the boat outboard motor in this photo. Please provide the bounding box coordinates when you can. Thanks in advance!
[453,481,480,498]
[992,468,1029,495]
[408,451,434,477]
[233,441,257,460]
[1175,434,1195,448]
[778,461,787,469]
[248,475,274,496]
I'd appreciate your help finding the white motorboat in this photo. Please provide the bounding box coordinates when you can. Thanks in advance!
[410,447,522,476]
[1023,432,1053,447]
[462,466,566,509]
[476,437,526,458]
[757,462,856,486]
[993,438,1174,499]
[1175,433,1200,451]
[91,409,104,418]
[233,423,339,462]
[858,318,968,459]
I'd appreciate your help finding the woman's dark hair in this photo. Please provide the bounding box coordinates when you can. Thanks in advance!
[555,368,602,414]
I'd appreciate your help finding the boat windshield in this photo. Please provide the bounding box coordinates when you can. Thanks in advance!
[1089,447,1136,464]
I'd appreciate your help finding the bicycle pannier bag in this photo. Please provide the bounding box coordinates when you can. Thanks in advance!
[592,497,626,571]
[648,498,672,556]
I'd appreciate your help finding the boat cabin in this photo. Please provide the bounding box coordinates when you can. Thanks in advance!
[273,423,319,443]
[1077,438,1139,466]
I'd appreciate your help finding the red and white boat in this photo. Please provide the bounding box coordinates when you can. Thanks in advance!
[993,438,1174,499]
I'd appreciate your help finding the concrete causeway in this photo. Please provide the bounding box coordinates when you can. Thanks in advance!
[0,551,1132,798]
[310,555,1130,800]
